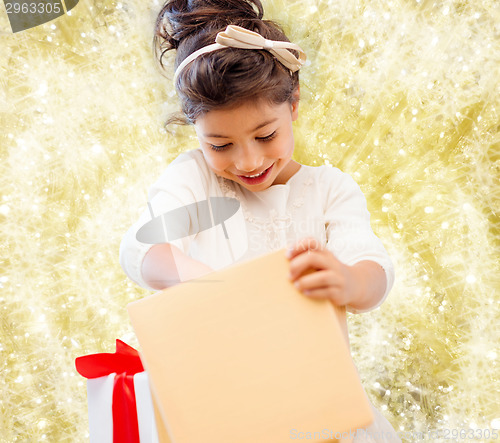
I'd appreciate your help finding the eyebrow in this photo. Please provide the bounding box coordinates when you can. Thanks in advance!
[204,118,278,138]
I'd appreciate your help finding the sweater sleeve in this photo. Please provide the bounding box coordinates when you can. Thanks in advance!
[119,150,209,290]
[322,167,395,314]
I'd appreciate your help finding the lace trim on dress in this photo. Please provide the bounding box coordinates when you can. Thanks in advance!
[216,175,314,250]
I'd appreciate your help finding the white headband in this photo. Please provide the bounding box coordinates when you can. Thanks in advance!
[173,25,307,85]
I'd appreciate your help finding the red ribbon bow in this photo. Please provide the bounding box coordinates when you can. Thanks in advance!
[76,339,145,443]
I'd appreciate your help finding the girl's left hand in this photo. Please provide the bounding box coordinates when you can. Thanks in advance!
[286,237,356,307]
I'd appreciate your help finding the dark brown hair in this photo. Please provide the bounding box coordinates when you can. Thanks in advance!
[154,0,300,124]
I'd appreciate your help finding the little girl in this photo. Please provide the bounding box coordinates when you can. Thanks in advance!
[120,0,401,441]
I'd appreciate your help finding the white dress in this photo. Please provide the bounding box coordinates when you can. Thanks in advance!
[120,148,401,443]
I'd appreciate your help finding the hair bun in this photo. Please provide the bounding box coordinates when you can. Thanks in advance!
[154,0,299,124]
[156,0,264,50]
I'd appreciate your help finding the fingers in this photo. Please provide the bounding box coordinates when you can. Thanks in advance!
[288,249,329,280]
[293,269,349,305]
[293,269,336,292]
[299,287,334,300]
[285,237,348,305]
[285,236,322,260]
[287,239,340,282]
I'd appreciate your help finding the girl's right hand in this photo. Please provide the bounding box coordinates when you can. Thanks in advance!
[142,243,213,290]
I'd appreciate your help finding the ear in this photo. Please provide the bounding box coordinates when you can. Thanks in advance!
[290,86,300,121]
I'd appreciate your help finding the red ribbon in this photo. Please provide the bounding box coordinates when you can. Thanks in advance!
[76,340,145,443]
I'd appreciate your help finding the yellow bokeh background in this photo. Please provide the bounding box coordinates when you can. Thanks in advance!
[0,0,498,441]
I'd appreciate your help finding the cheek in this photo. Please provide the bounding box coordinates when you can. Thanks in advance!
[276,133,294,156]
[205,153,230,173]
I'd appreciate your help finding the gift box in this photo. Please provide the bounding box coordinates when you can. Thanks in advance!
[76,339,170,443]
[127,248,374,443]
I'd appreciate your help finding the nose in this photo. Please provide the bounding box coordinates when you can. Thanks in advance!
[234,143,263,174]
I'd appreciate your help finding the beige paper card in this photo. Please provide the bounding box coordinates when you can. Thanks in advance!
[128,249,373,443]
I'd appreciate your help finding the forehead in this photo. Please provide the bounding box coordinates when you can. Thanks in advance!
[194,101,291,136]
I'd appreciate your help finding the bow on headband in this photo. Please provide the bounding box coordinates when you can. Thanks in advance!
[173,25,307,84]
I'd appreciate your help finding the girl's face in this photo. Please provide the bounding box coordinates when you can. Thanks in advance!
[194,96,300,192]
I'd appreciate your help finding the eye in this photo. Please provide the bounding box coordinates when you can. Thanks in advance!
[209,143,231,152]
[256,131,277,142]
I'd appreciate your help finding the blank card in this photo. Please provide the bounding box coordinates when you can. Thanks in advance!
[128,248,373,443]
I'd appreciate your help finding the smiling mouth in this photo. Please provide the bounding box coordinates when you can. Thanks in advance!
[236,164,274,184]
[241,168,268,178]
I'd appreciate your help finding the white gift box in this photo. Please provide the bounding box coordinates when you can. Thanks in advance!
[86,371,159,443]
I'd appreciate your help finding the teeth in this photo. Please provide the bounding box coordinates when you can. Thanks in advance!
[245,169,266,178]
